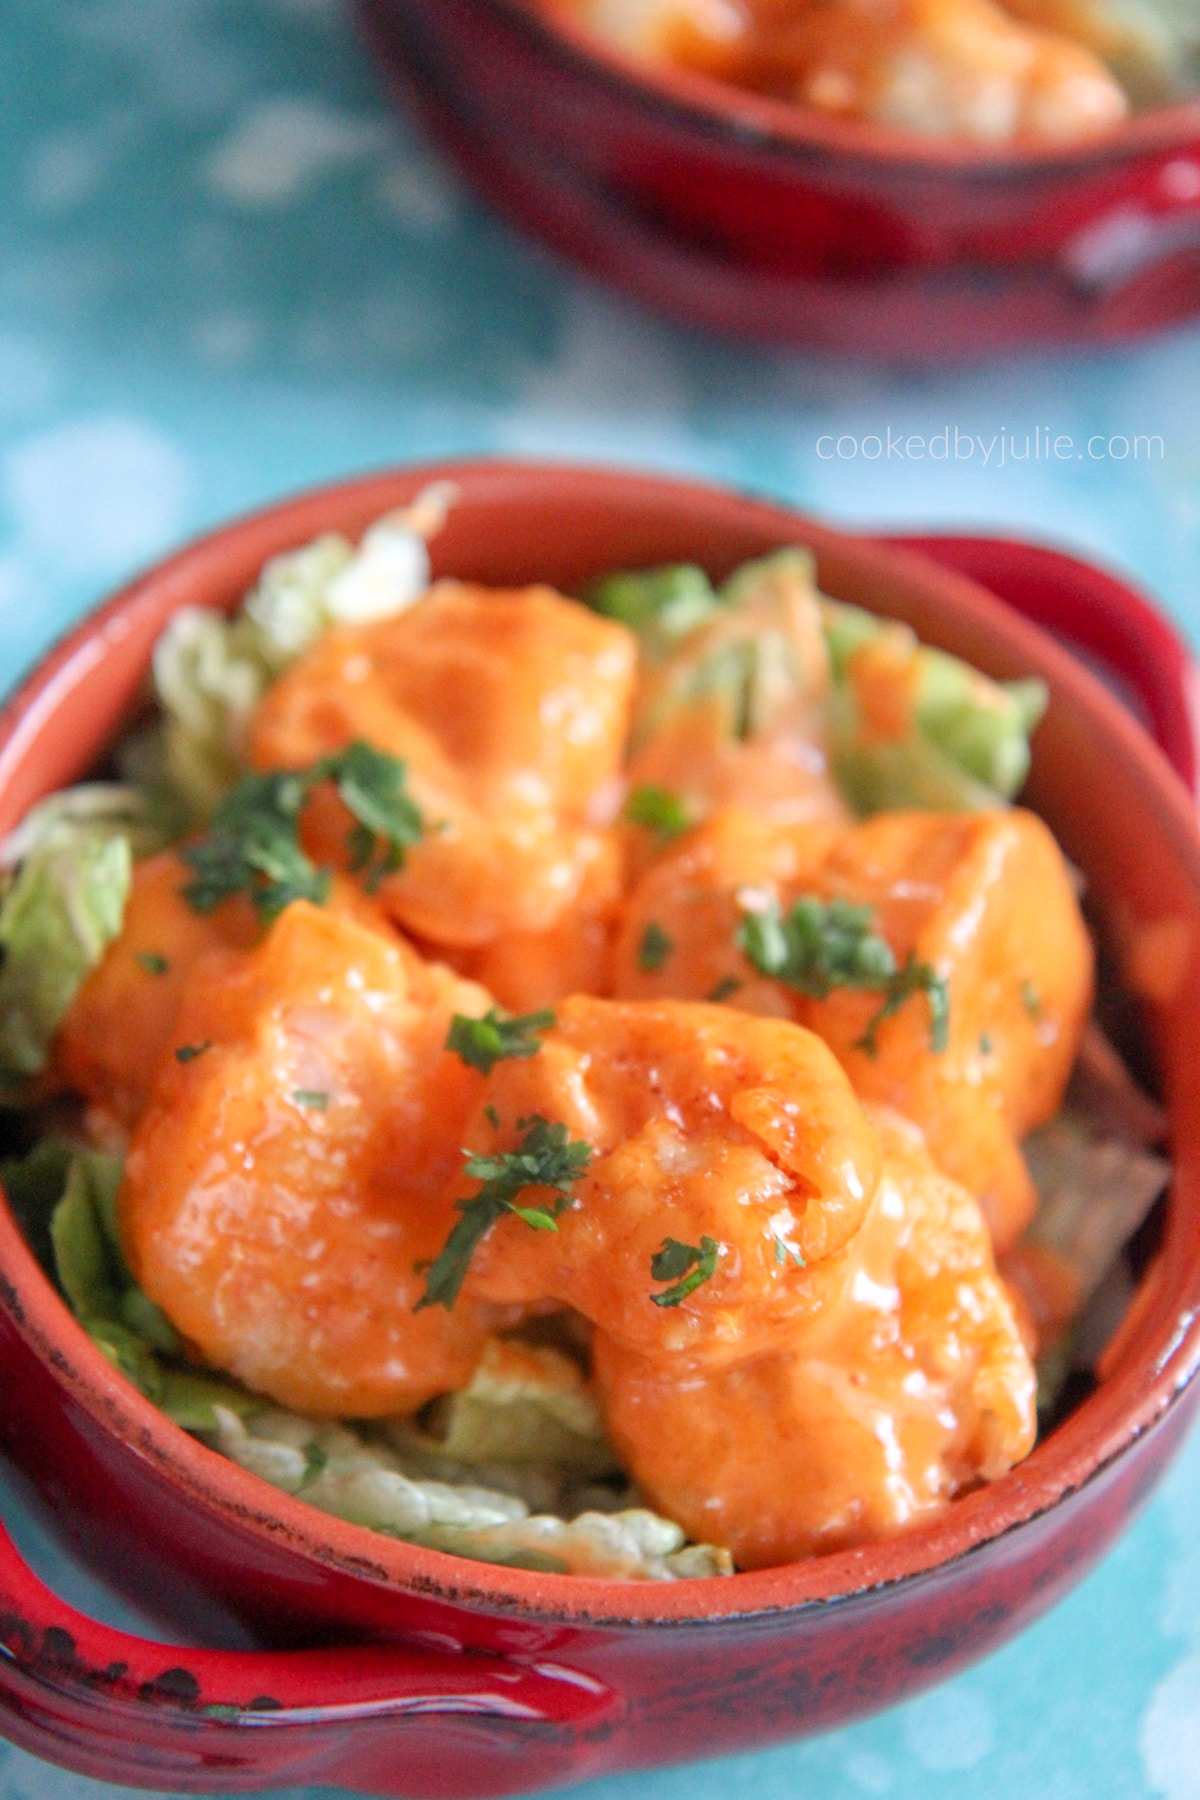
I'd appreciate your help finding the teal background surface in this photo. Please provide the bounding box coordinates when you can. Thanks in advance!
[1,3,1199,1796]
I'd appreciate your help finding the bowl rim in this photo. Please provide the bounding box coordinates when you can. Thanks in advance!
[3,457,1200,1630]
[480,0,1200,173]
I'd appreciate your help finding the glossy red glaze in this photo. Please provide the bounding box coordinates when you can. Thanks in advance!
[356,0,1200,357]
[1,463,1199,1796]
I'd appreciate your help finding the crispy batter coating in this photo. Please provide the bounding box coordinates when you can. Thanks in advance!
[612,807,1094,1247]
[250,581,637,949]
[458,995,884,1364]
[594,1110,1037,1567]
[119,903,499,1416]
[54,851,260,1131]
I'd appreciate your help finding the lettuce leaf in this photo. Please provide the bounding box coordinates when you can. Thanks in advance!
[149,497,448,816]
[0,829,131,1086]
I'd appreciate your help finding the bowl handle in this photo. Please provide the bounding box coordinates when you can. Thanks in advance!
[880,534,1200,800]
[0,1515,617,1796]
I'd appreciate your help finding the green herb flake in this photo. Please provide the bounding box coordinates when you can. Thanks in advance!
[638,921,674,974]
[181,743,422,920]
[1021,979,1042,1018]
[856,957,951,1058]
[318,741,424,892]
[446,1007,555,1075]
[773,1237,805,1268]
[979,1032,994,1057]
[292,1089,330,1110]
[738,895,896,999]
[624,785,691,840]
[181,770,328,921]
[650,1235,720,1308]
[416,1117,593,1313]
[706,976,742,1004]
[738,894,950,1056]
[136,952,170,976]
[175,1040,212,1065]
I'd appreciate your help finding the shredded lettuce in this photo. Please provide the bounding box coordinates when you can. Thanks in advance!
[1025,1108,1169,1416]
[589,549,1046,815]
[1025,1113,1168,1306]
[625,549,832,756]
[397,1338,620,1478]
[208,1402,732,1581]
[0,811,135,1089]
[149,491,452,817]
[821,596,1047,815]
[589,563,722,660]
[2,1139,261,1426]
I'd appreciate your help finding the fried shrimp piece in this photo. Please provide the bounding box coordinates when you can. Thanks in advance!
[446,840,623,1012]
[559,0,1129,141]
[612,807,1094,1248]
[53,851,261,1132]
[250,581,638,950]
[53,851,403,1133]
[594,1110,1037,1567]
[120,902,499,1416]
[452,995,884,1365]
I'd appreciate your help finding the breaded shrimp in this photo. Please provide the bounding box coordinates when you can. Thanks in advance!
[250,582,637,950]
[612,807,1094,1247]
[559,0,1129,141]
[54,851,403,1134]
[54,851,260,1132]
[594,1109,1037,1567]
[120,902,500,1416]
[452,995,884,1365]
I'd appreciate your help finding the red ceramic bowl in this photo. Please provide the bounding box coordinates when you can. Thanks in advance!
[357,0,1200,357]
[2,462,1200,1797]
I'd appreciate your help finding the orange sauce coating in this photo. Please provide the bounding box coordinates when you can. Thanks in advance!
[250,581,637,949]
[48,568,1084,1565]
[119,903,499,1416]
[595,1110,1036,1567]
[612,806,1094,1248]
[457,995,883,1364]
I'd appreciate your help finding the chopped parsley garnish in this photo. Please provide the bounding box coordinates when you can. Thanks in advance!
[292,1089,330,1110]
[856,956,951,1058]
[324,740,424,893]
[738,894,950,1054]
[137,952,170,976]
[738,895,895,999]
[773,1237,805,1268]
[446,1007,555,1075]
[650,1235,720,1308]
[182,770,328,921]
[707,976,742,1004]
[181,743,423,921]
[638,921,674,973]
[624,785,691,840]
[979,1032,994,1057]
[1021,979,1042,1018]
[415,1116,593,1313]
[175,1040,212,1064]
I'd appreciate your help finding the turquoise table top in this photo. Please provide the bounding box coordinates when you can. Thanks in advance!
[2,4,1199,1798]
